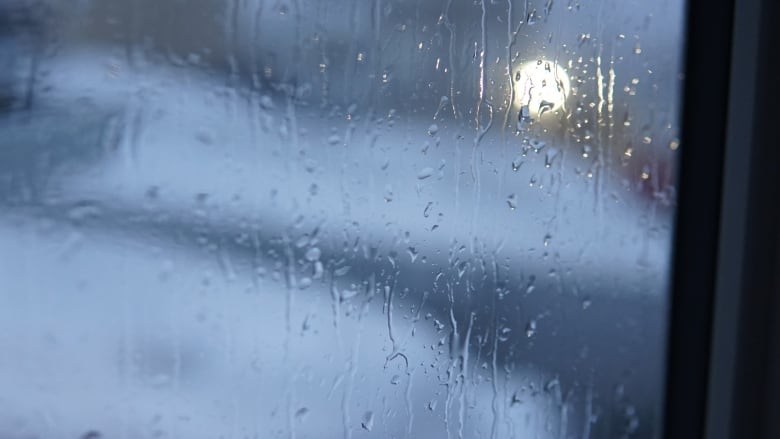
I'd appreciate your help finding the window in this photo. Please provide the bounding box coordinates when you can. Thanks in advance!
[1,0,726,438]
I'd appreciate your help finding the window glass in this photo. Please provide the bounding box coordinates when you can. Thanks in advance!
[0,0,684,437]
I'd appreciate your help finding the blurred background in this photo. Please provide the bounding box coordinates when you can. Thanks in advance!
[0,0,685,437]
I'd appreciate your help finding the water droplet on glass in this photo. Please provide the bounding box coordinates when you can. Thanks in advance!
[313,261,324,279]
[295,407,309,421]
[427,124,439,136]
[305,247,321,261]
[384,185,394,202]
[530,138,546,152]
[334,265,351,277]
[527,10,538,25]
[517,105,533,131]
[512,156,524,171]
[507,194,518,210]
[67,201,103,222]
[544,378,560,392]
[538,100,554,117]
[525,320,537,338]
[259,95,274,110]
[340,288,358,301]
[582,297,592,310]
[407,247,419,263]
[417,167,434,180]
[388,252,397,268]
[640,165,651,180]
[544,148,558,168]
[582,144,592,158]
[361,411,374,431]
[423,201,434,218]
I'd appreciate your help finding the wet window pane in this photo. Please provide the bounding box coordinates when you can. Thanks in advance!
[1,0,684,437]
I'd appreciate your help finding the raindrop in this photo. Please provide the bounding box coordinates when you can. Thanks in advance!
[507,194,518,210]
[384,185,394,202]
[313,261,324,279]
[582,144,592,158]
[544,148,558,168]
[295,407,309,421]
[538,100,554,117]
[512,156,524,171]
[527,9,538,25]
[259,95,274,110]
[640,165,651,180]
[530,138,546,152]
[525,320,537,338]
[195,129,214,145]
[340,288,359,301]
[305,247,321,261]
[582,297,592,310]
[427,124,439,136]
[624,405,640,434]
[388,252,398,268]
[67,201,103,222]
[417,167,435,180]
[302,315,313,332]
[423,201,434,217]
[334,265,351,276]
[407,247,419,263]
[517,105,533,131]
[361,411,375,431]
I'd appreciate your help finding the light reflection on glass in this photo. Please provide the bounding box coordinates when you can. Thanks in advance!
[514,59,571,129]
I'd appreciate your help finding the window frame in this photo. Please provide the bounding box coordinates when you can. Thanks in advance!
[664,0,780,436]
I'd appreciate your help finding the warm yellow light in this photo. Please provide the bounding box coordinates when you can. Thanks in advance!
[513,59,570,129]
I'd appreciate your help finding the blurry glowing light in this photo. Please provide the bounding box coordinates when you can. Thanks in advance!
[514,59,571,128]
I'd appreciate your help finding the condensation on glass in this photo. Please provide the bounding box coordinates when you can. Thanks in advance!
[0,0,684,437]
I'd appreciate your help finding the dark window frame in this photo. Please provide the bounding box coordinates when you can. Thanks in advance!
[664,0,779,436]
